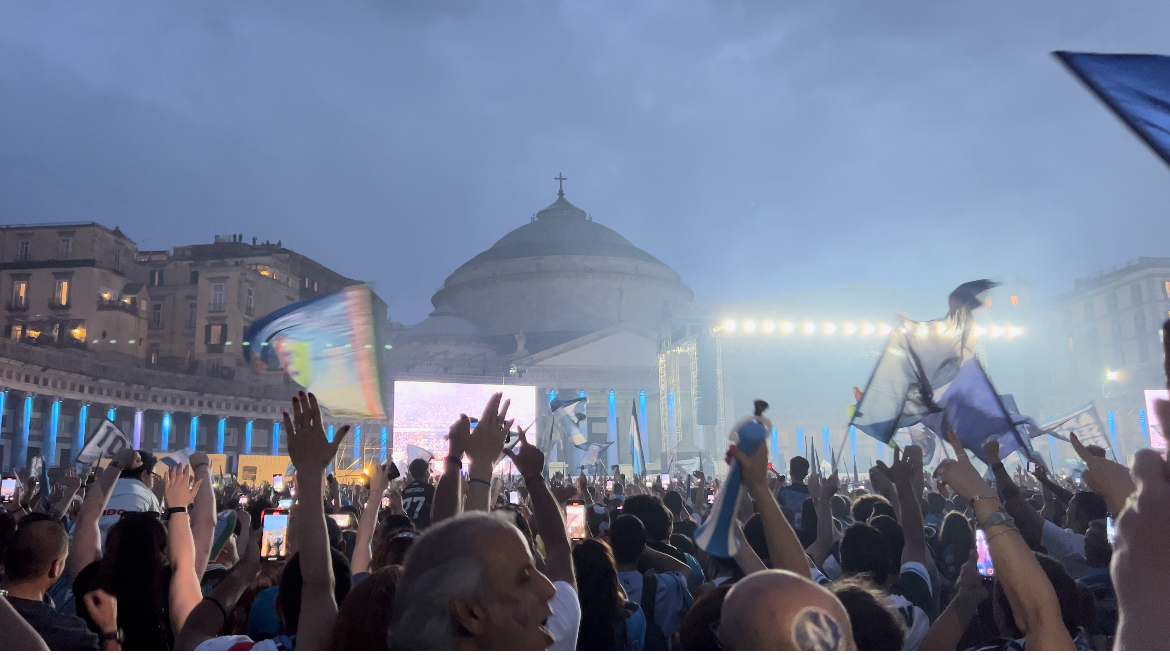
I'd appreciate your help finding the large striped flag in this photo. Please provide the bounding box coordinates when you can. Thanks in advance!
[693,400,771,558]
[628,399,646,475]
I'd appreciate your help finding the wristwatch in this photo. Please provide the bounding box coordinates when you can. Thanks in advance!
[99,628,124,645]
[164,506,189,519]
[980,510,1015,530]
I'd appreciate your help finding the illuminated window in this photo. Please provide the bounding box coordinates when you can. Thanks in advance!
[209,283,225,312]
[1010,295,1019,307]
[69,323,86,342]
[1164,281,1170,299]
[11,280,27,308]
[148,343,160,365]
[53,279,70,306]
[149,270,164,286]
[10,325,23,341]
[205,323,225,345]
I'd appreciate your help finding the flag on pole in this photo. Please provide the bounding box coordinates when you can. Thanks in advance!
[244,284,386,419]
[629,399,646,475]
[76,420,131,465]
[579,442,612,468]
[1039,403,1110,446]
[551,396,589,449]
[1055,52,1170,169]
[920,359,1032,464]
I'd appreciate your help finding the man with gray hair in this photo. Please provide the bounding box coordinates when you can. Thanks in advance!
[391,512,557,650]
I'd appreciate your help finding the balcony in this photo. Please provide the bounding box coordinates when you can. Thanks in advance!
[7,302,28,312]
[97,298,140,317]
[48,299,72,311]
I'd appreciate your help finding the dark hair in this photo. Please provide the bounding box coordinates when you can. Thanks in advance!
[408,459,430,481]
[926,492,946,515]
[249,497,275,530]
[798,497,819,548]
[622,495,673,542]
[850,494,885,522]
[1070,491,1108,524]
[870,501,898,521]
[830,495,850,521]
[938,511,975,580]
[572,539,625,651]
[679,585,731,650]
[789,456,810,480]
[612,482,624,496]
[378,514,417,539]
[868,514,904,576]
[994,553,1094,637]
[1083,519,1112,569]
[276,549,353,634]
[121,450,157,479]
[609,514,647,564]
[3,519,67,582]
[830,578,905,650]
[742,514,771,566]
[371,532,419,570]
[329,566,401,650]
[669,533,697,558]
[100,512,173,650]
[840,523,891,583]
[663,490,685,517]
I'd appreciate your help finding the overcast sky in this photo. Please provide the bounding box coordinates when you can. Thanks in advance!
[3,1,1169,324]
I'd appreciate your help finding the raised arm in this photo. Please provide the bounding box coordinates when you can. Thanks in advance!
[1070,432,1136,517]
[48,469,83,521]
[188,452,217,581]
[877,444,926,567]
[175,526,262,650]
[505,426,574,587]
[805,467,838,568]
[1031,461,1074,506]
[919,554,988,651]
[431,415,469,524]
[164,464,205,634]
[983,441,1045,549]
[67,448,138,578]
[936,433,1074,651]
[731,442,810,578]
[465,393,511,513]
[351,461,396,576]
[284,392,347,651]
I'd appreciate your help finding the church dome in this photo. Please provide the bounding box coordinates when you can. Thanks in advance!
[431,185,693,355]
[398,305,483,343]
[452,193,667,273]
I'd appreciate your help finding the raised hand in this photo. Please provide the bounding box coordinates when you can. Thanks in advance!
[504,425,544,480]
[728,441,769,491]
[369,461,395,497]
[83,589,119,634]
[982,439,1001,464]
[164,464,203,509]
[466,392,512,467]
[1112,448,1170,649]
[933,432,994,503]
[1071,431,1135,516]
[283,391,348,476]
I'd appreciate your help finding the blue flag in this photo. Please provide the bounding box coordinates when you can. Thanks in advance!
[693,409,771,558]
[921,359,1032,464]
[1056,52,1170,168]
[628,399,645,475]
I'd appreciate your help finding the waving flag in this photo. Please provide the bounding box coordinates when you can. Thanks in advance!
[579,442,612,468]
[551,396,589,449]
[920,359,1032,464]
[406,444,434,463]
[628,399,646,475]
[244,285,385,419]
[1056,52,1170,169]
[76,420,131,466]
[694,400,771,558]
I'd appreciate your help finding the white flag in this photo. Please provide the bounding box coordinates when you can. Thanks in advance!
[76,420,130,465]
[406,444,434,463]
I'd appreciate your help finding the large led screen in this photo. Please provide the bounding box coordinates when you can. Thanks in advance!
[392,381,537,462]
[1145,389,1168,451]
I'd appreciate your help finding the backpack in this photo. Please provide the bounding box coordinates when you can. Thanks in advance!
[640,572,670,651]
[616,601,647,650]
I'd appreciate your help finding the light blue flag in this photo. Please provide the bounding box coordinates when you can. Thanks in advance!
[921,359,1031,465]
[693,402,771,558]
[1056,52,1170,169]
[628,399,645,475]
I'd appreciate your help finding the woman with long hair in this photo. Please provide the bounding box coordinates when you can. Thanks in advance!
[572,539,640,650]
[97,512,175,650]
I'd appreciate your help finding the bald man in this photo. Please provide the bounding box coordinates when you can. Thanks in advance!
[717,570,855,651]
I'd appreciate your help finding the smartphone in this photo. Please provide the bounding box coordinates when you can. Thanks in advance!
[564,501,587,540]
[1026,461,1037,475]
[272,474,284,492]
[975,529,994,577]
[278,498,293,509]
[330,513,354,529]
[660,473,671,487]
[238,494,249,507]
[606,480,614,492]
[509,491,520,504]
[260,509,290,561]
[707,492,715,503]
[1106,516,1116,544]
[381,496,391,509]
[1,477,16,503]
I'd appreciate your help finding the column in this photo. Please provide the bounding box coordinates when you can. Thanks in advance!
[380,426,388,463]
[133,408,144,450]
[271,420,281,456]
[796,427,805,458]
[637,390,648,468]
[15,393,33,469]
[107,406,117,422]
[326,425,335,473]
[216,417,226,455]
[189,415,200,451]
[822,426,832,472]
[244,420,253,455]
[770,427,779,468]
[46,398,61,466]
[1139,409,1150,448]
[0,390,6,471]
[606,391,617,470]
[77,403,89,453]
[161,412,172,452]
[352,425,361,463]
[1106,411,1121,462]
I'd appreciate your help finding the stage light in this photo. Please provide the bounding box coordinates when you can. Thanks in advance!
[723,319,737,332]
[843,322,857,335]
[935,323,947,336]
[744,320,757,333]
[802,322,816,335]
[990,325,1005,338]
[823,322,837,335]
[915,324,929,338]
[862,323,875,336]
[781,321,795,334]
[879,323,892,335]
[974,325,987,337]
[1008,326,1023,338]
[763,321,776,333]
[1106,370,1119,381]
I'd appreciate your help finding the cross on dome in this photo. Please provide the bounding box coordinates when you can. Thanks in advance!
[554,172,567,197]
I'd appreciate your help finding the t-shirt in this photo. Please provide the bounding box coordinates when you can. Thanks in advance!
[777,483,810,528]
[8,596,100,651]
[1077,568,1117,637]
[888,561,933,651]
[1040,520,1089,579]
[547,581,582,651]
[401,480,435,529]
[98,477,162,544]
[617,570,693,649]
[196,635,294,650]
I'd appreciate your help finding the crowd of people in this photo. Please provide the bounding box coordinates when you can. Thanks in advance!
[1,323,1169,650]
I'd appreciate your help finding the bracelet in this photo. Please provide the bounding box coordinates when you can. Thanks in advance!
[525,473,544,487]
[468,477,491,487]
[985,526,1019,541]
[205,596,228,624]
[445,455,463,465]
[968,495,998,505]
[164,506,188,519]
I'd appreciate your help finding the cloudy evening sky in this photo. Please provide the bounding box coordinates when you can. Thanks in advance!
[3,1,1169,323]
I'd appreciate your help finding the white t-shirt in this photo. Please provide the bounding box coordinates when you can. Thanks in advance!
[888,561,933,651]
[1041,520,1090,579]
[98,477,162,544]
[547,580,581,651]
[195,635,282,650]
